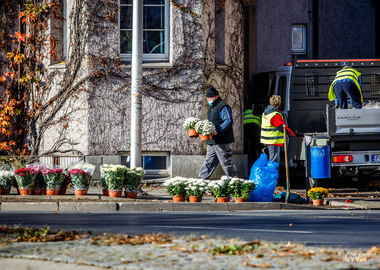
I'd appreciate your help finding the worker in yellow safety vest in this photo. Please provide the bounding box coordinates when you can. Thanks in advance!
[328,66,363,109]
[261,95,295,181]
[243,104,262,168]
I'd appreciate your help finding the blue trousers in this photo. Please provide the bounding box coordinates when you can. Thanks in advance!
[333,81,362,109]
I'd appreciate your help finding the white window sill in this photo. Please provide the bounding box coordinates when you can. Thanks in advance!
[48,61,67,69]
[120,62,173,69]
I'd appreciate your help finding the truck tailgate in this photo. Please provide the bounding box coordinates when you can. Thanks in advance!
[335,108,380,134]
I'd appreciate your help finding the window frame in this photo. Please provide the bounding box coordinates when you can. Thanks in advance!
[118,0,170,62]
[291,24,307,54]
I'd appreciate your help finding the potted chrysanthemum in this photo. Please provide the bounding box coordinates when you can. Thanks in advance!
[27,165,48,195]
[194,120,216,141]
[68,162,95,196]
[183,117,201,137]
[163,177,188,202]
[185,179,208,202]
[307,187,329,205]
[43,168,65,195]
[14,168,36,195]
[100,164,128,197]
[230,178,256,202]
[207,176,233,202]
[0,170,15,195]
[124,167,145,199]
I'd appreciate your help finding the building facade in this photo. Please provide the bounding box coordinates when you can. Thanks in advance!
[39,0,247,179]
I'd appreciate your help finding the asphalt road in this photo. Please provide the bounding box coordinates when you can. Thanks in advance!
[1,210,379,248]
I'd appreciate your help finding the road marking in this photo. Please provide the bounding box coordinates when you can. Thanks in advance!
[152,225,313,234]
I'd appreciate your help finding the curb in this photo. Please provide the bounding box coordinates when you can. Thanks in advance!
[0,201,329,212]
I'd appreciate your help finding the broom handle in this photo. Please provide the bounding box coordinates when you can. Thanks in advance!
[283,125,290,203]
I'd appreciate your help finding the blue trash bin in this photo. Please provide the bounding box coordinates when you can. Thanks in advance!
[310,146,331,179]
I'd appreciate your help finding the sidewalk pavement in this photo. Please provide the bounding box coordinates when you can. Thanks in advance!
[1,186,380,212]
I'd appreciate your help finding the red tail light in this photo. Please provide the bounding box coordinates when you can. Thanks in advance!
[333,155,353,163]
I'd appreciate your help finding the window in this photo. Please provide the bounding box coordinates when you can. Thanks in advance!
[292,24,307,54]
[305,73,319,97]
[121,152,170,171]
[371,74,380,96]
[278,76,287,111]
[119,0,169,62]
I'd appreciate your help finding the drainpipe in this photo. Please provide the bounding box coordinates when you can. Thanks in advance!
[130,0,143,168]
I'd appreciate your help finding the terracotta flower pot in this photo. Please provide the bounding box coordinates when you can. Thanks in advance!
[1,188,11,195]
[19,188,33,196]
[189,196,202,202]
[75,189,88,196]
[235,197,247,203]
[216,197,230,203]
[102,189,109,196]
[108,190,122,197]
[125,191,138,199]
[312,199,324,206]
[172,195,185,202]
[199,134,213,141]
[46,188,60,196]
[187,129,198,138]
[32,188,44,195]
[59,187,67,195]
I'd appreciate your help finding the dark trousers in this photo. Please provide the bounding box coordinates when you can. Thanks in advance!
[198,144,238,179]
[244,123,261,169]
[334,81,362,109]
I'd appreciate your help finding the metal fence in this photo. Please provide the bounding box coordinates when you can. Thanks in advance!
[0,155,85,169]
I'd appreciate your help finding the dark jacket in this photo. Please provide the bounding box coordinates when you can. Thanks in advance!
[207,98,235,145]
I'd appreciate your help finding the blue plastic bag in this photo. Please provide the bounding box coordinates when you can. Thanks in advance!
[248,153,279,202]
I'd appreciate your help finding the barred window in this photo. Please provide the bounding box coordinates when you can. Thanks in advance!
[327,74,335,85]
[305,73,318,97]
[371,74,380,96]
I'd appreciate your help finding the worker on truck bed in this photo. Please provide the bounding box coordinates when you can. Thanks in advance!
[261,95,295,179]
[328,66,363,109]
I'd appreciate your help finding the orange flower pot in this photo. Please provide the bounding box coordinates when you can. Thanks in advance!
[75,189,88,196]
[32,188,44,195]
[46,188,60,196]
[1,188,11,195]
[125,191,138,199]
[172,195,185,202]
[108,190,122,197]
[19,188,33,196]
[216,197,230,203]
[187,129,198,138]
[312,199,324,206]
[199,134,213,141]
[102,189,109,196]
[234,197,247,203]
[189,196,202,202]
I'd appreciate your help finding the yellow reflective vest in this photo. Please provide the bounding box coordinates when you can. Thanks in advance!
[260,111,284,145]
[328,68,363,102]
[243,109,261,127]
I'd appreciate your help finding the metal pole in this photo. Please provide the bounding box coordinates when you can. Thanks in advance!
[283,125,290,203]
[130,0,143,168]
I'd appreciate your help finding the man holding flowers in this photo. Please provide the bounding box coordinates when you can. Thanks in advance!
[198,86,238,179]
